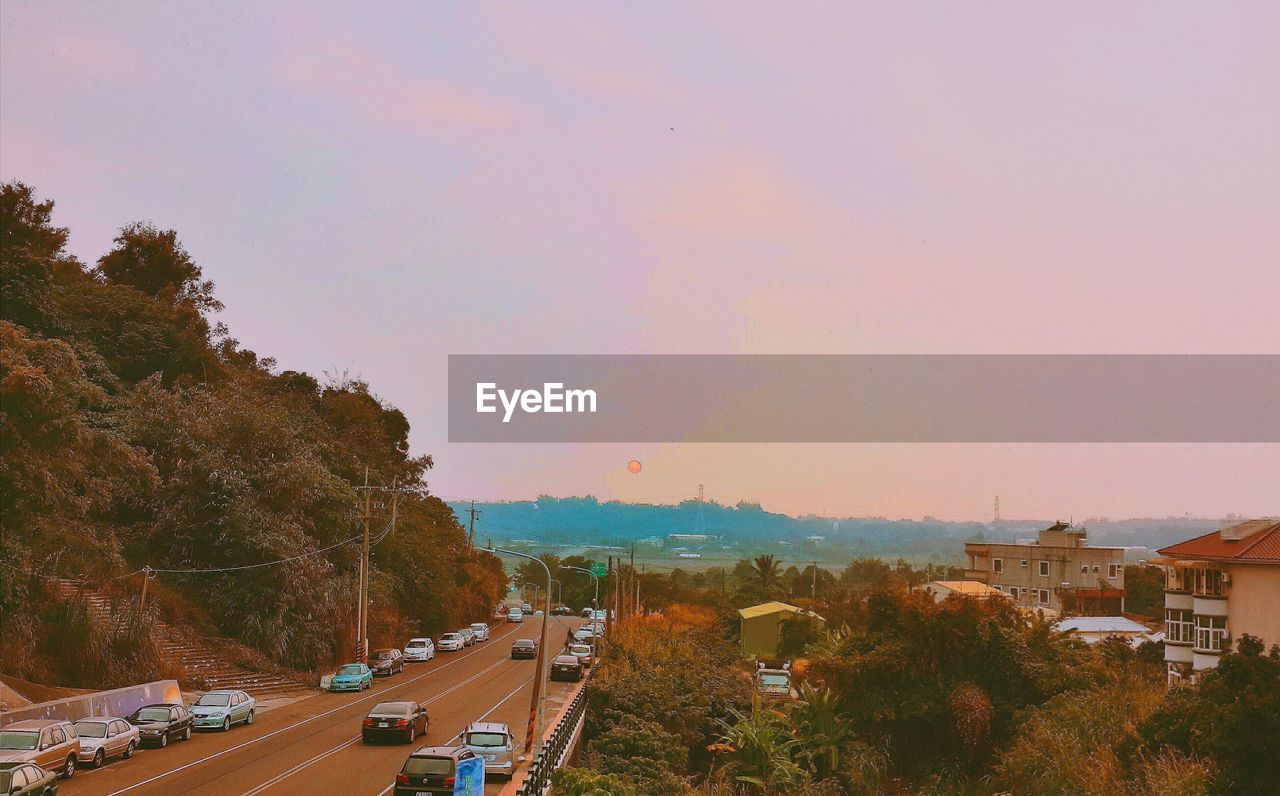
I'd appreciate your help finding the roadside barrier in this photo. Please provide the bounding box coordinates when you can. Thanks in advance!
[0,680,182,726]
[514,670,591,796]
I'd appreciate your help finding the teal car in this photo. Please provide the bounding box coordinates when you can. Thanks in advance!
[330,663,373,692]
[191,689,256,731]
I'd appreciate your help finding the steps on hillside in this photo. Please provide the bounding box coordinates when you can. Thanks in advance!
[54,581,314,699]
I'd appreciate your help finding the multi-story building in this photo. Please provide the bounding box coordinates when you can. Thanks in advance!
[963,522,1126,614]
[1156,518,1280,683]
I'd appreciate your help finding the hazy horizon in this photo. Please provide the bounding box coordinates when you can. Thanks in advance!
[4,2,1277,520]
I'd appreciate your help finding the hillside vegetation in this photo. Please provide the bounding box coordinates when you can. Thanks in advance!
[0,182,504,685]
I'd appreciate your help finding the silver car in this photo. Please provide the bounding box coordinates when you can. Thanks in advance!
[462,721,521,779]
[72,717,139,768]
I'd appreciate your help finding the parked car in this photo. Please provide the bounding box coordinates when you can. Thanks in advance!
[0,720,80,780]
[371,648,406,677]
[592,609,607,622]
[510,639,538,660]
[551,606,573,616]
[126,704,193,749]
[550,654,583,682]
[71,717,139,767]
[393,745,483,795]
[462,721,520,779]
[572,628,594,644]
[191,690,255,732]
[521,603,533,613]
[590,622,605,636]
[403,637,435,662]
[0,762,58,795]
[580,607,594,618]
[329,663,373,692]
[468,623,490,642]
[567,643,593,668]
[437,632,465,652]
[458,627,476,647]
[361,701,429,744]
[506,608,523,623]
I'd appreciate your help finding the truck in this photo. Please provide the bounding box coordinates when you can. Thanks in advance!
[754,660,796,701]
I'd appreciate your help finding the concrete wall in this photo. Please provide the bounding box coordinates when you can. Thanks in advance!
[0,680,182,726]
[741,613,784,658]
[1226,564,1280,649]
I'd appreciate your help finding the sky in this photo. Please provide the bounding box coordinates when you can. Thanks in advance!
[3,2,1278,521]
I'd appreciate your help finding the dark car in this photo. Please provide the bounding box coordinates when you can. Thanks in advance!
[550,654,583,682]
[0,762,58,796]
[370,648,405,677]
[126,704,193,748]
[362,701,429,744]
[510,639,537,660]
[550,606,573,616]
[393,745,483,795]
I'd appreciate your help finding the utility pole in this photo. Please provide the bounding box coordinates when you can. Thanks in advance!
[812,561,818,600]
[138,566,152,612]
[467,501,481,552]
[352,471,402,664]
[480,546,551,756]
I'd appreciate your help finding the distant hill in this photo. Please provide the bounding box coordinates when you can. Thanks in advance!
[450,496,1223,562]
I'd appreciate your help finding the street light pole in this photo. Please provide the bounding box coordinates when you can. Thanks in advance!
[482,546,551,756]
[561,565,599,608]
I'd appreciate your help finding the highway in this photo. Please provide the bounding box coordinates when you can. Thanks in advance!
[62,615,584,796]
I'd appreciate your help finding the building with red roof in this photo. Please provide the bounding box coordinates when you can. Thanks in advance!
[1155,518,1280,683]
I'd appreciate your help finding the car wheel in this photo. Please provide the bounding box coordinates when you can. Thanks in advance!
[93,748,105,767]
[404,727,414,744]
[124,740,137,759]
[182,725,192,741]
[222,716,231,732]
[63,755,76,779]
[158,732,168,748]
[246,709,254,725]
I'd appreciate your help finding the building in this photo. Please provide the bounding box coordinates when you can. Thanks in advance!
[737,601,825,659]
[1155,518,1280,683]
[964,522,1126,614]
[917,580,1011,603]
[1054,616,1152,645]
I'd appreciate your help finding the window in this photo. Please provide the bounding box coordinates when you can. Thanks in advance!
[1008,586,1020,599]
[1038,561,1050,577]
[1081,564,1089,572]
[1092,565,1100,573]
[1194,615,1227,652]
[1194,569,1225,597]
[1108,563,1121,579]
[991,584,1002,591]
[993,558,1003,574]
[1020,560,1028,568]
[1038,589,1050,604]
[1165,609,1193,643]
[50,728,65,745]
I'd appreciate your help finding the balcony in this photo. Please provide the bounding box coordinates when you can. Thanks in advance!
[1164,591,1193,610]
[963,570,990,583]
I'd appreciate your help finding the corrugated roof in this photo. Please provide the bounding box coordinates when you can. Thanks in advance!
[929,581,1005,596]
[738,601,824,621]
[1055,617,1149,634]
[1157,519,1280,563]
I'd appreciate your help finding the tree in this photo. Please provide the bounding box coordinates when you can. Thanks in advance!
[752,554,781,591]
[1124,565,1166,618]
[791,684,854,779]
[714,698,808,793]
[96,222,221,313]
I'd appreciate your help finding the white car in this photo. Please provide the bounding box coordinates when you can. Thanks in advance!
[438,632,465,652]
[403,637,435,662]
[507,608,524,623]
[73,717,140,767]
[469,623,491,642]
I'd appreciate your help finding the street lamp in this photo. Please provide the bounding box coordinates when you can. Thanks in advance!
[482,546,551,755]
[561,565,599,608]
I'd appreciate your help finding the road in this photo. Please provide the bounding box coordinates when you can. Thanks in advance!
[62,615,585,796]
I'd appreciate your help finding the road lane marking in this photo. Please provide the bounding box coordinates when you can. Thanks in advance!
[104,621,519,796]
[245,655,518,794]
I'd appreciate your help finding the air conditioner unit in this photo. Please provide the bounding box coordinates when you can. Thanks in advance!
[1061,582,1071,590]
[1220,573,1231,584]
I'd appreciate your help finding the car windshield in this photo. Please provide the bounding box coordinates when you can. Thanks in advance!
[136,708,171,722]
[339,665,364,675]
[404,757,452,776]
[470,624,485,630]
[0,731,39,750]
[197,693,231,706]
[514,640,534,648]
[571,645,591,654]
[374,651,395,660]
[466,732,507,747]
[760,674,789,686]
[554,657,578,665]
[407,640,426,648]
[371,702,410,715]
[74,721,109,738]
[441,633,460,640]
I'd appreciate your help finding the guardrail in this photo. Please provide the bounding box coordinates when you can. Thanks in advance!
[515,670,592,796]
[0,680,182,727]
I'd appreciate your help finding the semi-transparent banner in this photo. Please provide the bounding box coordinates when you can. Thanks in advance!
[447,355,1279,443]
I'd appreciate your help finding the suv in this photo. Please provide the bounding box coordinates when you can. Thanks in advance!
[0,720,80,780]
[126,704,193,748]
[463,721,520,779]
[371,648,405,677]
[403,637,435,662]
[468,623,490,642]
[394,745,484,795]
[0,761,58,795]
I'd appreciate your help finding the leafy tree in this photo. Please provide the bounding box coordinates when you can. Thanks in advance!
[790,684,854,779]
[751,554,781,591]
[1124,564,1166,618]
[585,715,692,795]
[714,698,808,793]
[550,768,638,796]
[96,222,221,313]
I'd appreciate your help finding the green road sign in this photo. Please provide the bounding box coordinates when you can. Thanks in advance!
[591,561,607,577]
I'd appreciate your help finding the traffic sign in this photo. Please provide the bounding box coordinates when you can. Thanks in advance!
[591,561,607,577]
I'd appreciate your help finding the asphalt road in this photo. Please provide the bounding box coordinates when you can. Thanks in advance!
[62,615,585,796]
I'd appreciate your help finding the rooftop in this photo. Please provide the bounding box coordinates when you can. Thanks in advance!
[1158,519,1280,563]
[927,581,1008,597]
[1055,616,1150,635]
[738,601,826,622]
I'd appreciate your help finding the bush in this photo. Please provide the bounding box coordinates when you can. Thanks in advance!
[550,768,637,795]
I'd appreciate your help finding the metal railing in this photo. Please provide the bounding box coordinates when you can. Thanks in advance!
[515,670,592,795]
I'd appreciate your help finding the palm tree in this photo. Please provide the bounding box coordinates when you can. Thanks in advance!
[751,554,781,591]
[791,684,854,778]
[715,697,806,792]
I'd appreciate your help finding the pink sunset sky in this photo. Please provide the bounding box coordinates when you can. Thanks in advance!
[2,2,1277,520]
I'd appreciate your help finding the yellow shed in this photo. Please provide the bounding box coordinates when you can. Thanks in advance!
[737,601,825,659]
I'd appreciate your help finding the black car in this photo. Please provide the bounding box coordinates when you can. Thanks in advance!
[362,701,429,744]
[0,762,58,796]
[126,704,193,748]
[550,654,583,682]
[370,648,405,677]
[394,746,481,795]
[550,606,574,616]
[510,639,537,660]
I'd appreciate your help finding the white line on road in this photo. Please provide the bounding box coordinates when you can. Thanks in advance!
[104,622,518,796]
